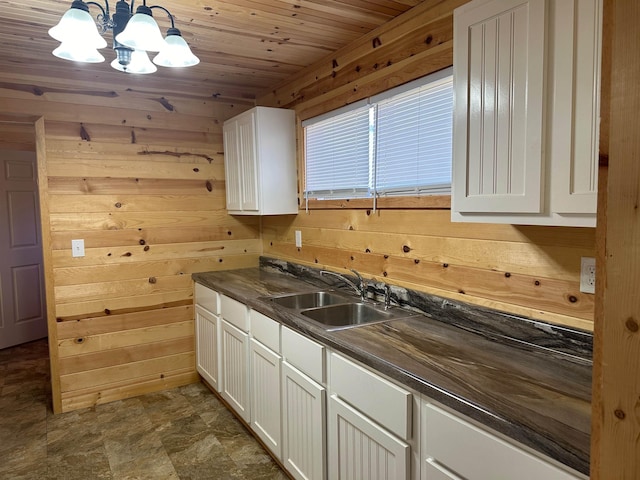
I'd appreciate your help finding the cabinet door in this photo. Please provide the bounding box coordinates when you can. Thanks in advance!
[195,305,221,392]
[452,0,546,214]
[328,395,409,480]
[548,0,602,214]
[223,120,242,212]
[237,110,259,212]
[282,360,326,480]
[250,338,282,460]
[220,319,250,423]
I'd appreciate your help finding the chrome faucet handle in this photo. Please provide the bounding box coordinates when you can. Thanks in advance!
[383,284,392,310]
[350,269,367,301]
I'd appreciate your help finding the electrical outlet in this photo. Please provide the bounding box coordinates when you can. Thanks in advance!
[295,230,302,248]
[71,239,85,258]
[580,257,596,294]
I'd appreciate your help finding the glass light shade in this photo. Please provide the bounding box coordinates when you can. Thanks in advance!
[115,9,166,52]
[48,7,107,48]
[110,50,157,74]
[53,42,105,63]
[153,34,200,67]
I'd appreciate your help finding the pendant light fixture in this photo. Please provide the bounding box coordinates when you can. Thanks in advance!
[48,0,199,74]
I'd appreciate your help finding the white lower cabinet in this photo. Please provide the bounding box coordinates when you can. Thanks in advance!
[194,284,582,480]
[220,319,250,423]
[249,337,282,460]
[329,394,410,480]
[195,305,221,392]
[329,352,413,480]
[281,360,326,480]
[421,403,581,480]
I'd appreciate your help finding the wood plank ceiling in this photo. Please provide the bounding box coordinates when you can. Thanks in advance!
[0,0,421,100]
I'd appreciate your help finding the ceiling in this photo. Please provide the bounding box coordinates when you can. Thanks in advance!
[0,0,421,101]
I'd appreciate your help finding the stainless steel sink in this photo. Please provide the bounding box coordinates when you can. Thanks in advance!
[262,290,418,331]
[266,291,350,310]
[301,302,410,330]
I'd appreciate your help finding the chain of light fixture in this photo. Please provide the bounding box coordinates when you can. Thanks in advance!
[49,0,199,74]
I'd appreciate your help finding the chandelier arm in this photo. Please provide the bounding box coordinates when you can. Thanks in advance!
[85,1,109,18]
[148,5,176,29]
[84,0,112,32]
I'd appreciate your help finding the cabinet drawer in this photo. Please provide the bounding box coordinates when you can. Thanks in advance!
[220,295,249,332]
[250,309,280,353]
[330,352,412,440]
[195,283,219,314]
[281,326,325,384]
[423,403,580,480]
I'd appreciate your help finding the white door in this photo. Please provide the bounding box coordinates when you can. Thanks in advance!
[0,150,46,349]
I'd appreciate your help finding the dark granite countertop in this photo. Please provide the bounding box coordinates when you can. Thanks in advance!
[192,262,591,476]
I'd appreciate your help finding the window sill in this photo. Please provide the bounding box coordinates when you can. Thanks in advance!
[301,195,451,210]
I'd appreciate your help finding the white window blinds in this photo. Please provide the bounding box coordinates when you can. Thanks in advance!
[374,76,453,195]
[304,103,371,199]
[303,67,453,201]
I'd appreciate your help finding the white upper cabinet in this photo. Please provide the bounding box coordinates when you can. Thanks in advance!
[452,0,602,226]
[223,106,298,215]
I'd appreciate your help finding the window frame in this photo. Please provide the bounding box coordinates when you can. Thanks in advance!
[301,67,453,211]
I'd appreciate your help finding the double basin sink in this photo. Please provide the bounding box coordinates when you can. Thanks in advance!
[261,290,418,331]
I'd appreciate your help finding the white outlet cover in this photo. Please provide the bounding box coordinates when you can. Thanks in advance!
[580,257,596,294]
[295,230,302,248]
[71,239,85,258]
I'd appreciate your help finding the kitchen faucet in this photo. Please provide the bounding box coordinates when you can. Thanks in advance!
[319,269,367,301]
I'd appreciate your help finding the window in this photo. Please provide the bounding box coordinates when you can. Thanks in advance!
[303,67,453,204]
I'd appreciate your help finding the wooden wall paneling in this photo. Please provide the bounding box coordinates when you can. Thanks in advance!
[46,157,221,181]
[57,321,194,359]
[286,15,454,112]
[53,289,195,320]
[0,73,262,412]
[60,369,200,413]
[44,121,221,148]
[48,194,224,213]
[53,257,255,287]
[49,222,259,250]
[58,336,195,376]
[45,139,223,162]
[47,177,225,196]
[264,209,596,247]
[54,275,194,305]
[263,221,590,281]
[0,97,216,132]
[0,81,234,118]
[296,41,453,121]
[35,116,63,414]
[56,305,193,340]
[0,122,35,150]
[0,70,256,108]
[60,352,195,392]
[592,0,640,477]
[263,238,593,330]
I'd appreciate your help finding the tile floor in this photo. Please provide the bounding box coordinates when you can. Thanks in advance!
[0,339,288,480]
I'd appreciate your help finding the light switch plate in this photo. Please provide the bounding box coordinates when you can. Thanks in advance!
[71,239,85,258]
[295,230,302,248]
[580,257,595,294]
